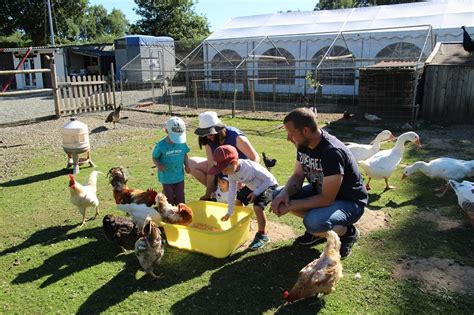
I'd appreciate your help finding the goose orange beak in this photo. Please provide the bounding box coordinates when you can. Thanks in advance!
[388,134,397,141]
[415,138,421,147]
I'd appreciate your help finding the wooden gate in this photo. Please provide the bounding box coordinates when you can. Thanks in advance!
[58,75,115,115]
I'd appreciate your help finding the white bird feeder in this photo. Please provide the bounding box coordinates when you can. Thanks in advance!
[61,117,96,174]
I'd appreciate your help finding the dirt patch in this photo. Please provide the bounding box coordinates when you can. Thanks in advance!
[243,219,296,247]
[355,208,390,235]
[419,211,465,231]
[393,257,474,296]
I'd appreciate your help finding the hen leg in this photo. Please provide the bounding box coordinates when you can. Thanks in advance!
[383,178,395,191]
[93,206,100,219]
[435,181,449,197]
[80,209,87,227]
[365,178,371,191]
[147,270,164,280]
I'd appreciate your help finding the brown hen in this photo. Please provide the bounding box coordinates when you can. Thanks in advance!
[155,193,193,225]
[103,214,142,251]
[107,166,157,207]
[284,230,343,303]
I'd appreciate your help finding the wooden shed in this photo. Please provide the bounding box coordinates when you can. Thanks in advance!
[422,42,474,122]
[358,61,423,122]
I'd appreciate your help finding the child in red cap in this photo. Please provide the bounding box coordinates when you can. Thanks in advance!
[209,145,278,250]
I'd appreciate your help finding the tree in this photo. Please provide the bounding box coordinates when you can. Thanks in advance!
[0,0,129,46]
[314,0,423,10]
[132,0,210,40]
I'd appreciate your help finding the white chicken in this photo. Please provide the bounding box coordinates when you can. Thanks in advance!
[364,113,382,122]
[402,158,474,196]
[346,130,396,161]
[283,231,343,303]
[116,203,162,228]
[359,131,421,191]
[69,171,101,227]
[448,180,474,227]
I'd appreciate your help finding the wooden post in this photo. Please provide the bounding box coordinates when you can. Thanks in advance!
[169,77,173,114]
[272,80,276,104]
[219,79,222,100]
[110,62,116,108]
[51,62,61,118]
[250,79,255,112]
[193,80,198,109]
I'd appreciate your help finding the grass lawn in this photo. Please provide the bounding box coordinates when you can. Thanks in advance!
[1,116,473,313]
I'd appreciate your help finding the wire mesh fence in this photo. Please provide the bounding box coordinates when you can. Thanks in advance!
[116,27,432,122]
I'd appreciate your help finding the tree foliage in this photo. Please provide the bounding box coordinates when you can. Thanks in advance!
[0,0,129,47]
[315,0,423,10]
[132,0,210,40]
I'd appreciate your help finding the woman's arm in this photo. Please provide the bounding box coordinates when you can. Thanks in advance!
[202,144,216,199]
[236,135,260,163]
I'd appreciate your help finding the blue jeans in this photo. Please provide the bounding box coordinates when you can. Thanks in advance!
[274,184,365,233]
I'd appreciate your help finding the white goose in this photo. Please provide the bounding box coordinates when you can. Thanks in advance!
[448,180,474,227]
[402,158,474,196]
[346,130,396,161]
[359,131,421,191]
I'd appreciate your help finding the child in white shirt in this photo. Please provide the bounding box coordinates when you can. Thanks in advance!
[211,173,230,203]
[209,145,278,250]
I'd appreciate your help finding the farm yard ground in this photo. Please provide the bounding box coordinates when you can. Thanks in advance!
[0,109,473,313]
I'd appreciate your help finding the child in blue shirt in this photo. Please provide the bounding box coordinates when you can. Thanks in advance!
[152,117,190,205]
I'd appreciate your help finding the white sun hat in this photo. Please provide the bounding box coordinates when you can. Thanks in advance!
[194,111,226,136]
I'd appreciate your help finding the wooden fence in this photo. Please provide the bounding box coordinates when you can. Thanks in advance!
[0,63,116,118]
[58,75,115,115]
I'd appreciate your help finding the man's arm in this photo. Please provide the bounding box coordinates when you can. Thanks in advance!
[285,174,343,213]
[270,161,305,213]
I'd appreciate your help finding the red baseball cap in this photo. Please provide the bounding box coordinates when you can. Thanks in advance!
[208,145,238,175]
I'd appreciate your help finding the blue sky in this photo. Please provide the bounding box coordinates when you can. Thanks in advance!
[88,0,316,31]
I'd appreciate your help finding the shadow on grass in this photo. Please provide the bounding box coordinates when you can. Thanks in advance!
[11,227,118,288]
[0,224,79,257]
[76,247,241,314]
[0,168,70,187]
[170,246,324,314]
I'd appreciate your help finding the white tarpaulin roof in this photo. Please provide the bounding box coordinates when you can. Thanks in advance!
[207,0,474,41]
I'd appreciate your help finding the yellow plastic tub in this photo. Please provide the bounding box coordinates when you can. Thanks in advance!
[161,201,252,258]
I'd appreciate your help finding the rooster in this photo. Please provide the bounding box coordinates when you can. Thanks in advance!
[262,152,277,171]
[103,214,142,251]
[283,231,343,303]
[69,171,101,227]
[155,193,193,225]
[107,166,157,207]
[135,216,164,279]
[105,105,121,128]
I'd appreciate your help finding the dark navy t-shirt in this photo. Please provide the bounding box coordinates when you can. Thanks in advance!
[209,126,248,159]
[296,129,368,206]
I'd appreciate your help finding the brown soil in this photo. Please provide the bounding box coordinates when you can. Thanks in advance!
[393,257,474,296]
[243,219,296,247]
[419,211,465,231]
[355,207,390,235]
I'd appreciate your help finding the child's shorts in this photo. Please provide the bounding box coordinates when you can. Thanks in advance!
[237,185,277,209]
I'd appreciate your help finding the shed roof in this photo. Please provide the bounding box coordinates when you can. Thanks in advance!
[207,0,474,41]
[115,35,174,46]
[426,42,474,66]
